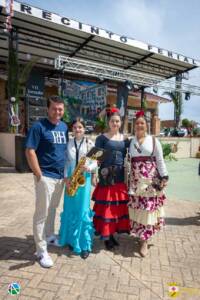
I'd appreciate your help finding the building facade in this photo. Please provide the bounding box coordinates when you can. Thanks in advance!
[0,75,169,135]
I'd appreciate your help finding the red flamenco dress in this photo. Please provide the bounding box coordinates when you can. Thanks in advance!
[92,134,130,240]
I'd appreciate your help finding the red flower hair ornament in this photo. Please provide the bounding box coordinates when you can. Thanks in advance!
[106,107,120,116]
[110,107,119,113]
[135,110,145,118]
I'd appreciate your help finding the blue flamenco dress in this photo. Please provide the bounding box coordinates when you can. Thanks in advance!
[58,138,96,254]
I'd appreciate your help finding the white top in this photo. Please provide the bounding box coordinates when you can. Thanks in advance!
[65,137,97,177]
[129,135,168,177]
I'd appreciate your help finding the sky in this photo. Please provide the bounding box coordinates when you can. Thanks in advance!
[18,0,200,123]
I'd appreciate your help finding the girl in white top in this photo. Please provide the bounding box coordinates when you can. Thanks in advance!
[128,111,168,257]
[58,118,97,259]
[65,134,97,175]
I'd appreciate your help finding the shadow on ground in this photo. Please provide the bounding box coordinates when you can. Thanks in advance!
[0,235,70,270]
[0,234,146,270]
[166,212,200,226]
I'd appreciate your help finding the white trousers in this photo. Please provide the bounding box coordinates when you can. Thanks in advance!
[33,175,64,254]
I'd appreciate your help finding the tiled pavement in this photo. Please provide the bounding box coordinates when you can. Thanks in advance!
[0,171,200,300]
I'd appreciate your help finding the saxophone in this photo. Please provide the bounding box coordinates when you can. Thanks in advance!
[66,156,87,196]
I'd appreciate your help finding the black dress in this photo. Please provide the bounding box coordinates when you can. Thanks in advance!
[92,134,130,240]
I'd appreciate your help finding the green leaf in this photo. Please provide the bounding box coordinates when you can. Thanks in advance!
[19,57,39,86]
[161,142,178,161]
[163,90,183,128]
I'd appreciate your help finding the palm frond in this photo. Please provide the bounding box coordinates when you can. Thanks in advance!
[163,90,183,128]
[19,57,39,86]
[7,47,19,97]
[163,91,179,107]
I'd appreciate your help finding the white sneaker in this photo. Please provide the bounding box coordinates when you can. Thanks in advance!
[46,234,60,247]
[37,251,53,268]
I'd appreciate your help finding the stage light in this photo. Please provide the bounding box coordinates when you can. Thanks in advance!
[125,80,133,90]
[153,86,158,94]
[182,72,189,80]
[61,61,66,68]
[98,76,104,82]
[133,84,139,90]
[185,92,191,100]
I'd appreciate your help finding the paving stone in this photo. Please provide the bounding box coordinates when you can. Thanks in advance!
[37,281,60,292]
[21,287,46,298]
[104,290,128,300]
[27,274,44,288]
[92,287,105,298]
[42,291,56,300]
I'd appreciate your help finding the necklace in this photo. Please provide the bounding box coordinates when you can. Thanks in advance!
[74,137,84,166]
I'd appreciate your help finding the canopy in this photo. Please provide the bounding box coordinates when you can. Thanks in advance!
[0,0,199,80]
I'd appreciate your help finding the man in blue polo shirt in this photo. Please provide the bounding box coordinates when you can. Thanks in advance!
[25,96,68,268]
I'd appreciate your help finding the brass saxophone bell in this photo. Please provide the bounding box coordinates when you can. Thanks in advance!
[77,175,86,186]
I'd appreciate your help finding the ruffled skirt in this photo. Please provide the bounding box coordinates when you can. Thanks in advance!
[128,157,166,241]
[59,172,94,254]
[92,182,130,239]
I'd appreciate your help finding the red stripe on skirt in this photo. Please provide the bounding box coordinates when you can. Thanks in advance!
[94,218,130,239]
[94,203,129,219]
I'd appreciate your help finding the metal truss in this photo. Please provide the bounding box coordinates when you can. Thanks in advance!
[55,55,200,96]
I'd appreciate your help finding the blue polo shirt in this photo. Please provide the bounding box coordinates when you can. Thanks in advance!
[26,118,68,179]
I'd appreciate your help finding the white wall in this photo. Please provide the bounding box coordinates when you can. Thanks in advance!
[0,134,199,166]
[191,138,200,157]
[0,133,16,166]
[159,137,200,158]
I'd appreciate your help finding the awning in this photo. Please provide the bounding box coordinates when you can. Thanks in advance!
[0,0,199,80]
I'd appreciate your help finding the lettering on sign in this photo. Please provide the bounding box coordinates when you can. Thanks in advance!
[0,1,198,66]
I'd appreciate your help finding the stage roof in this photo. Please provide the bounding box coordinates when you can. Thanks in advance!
[0,0,199,80]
